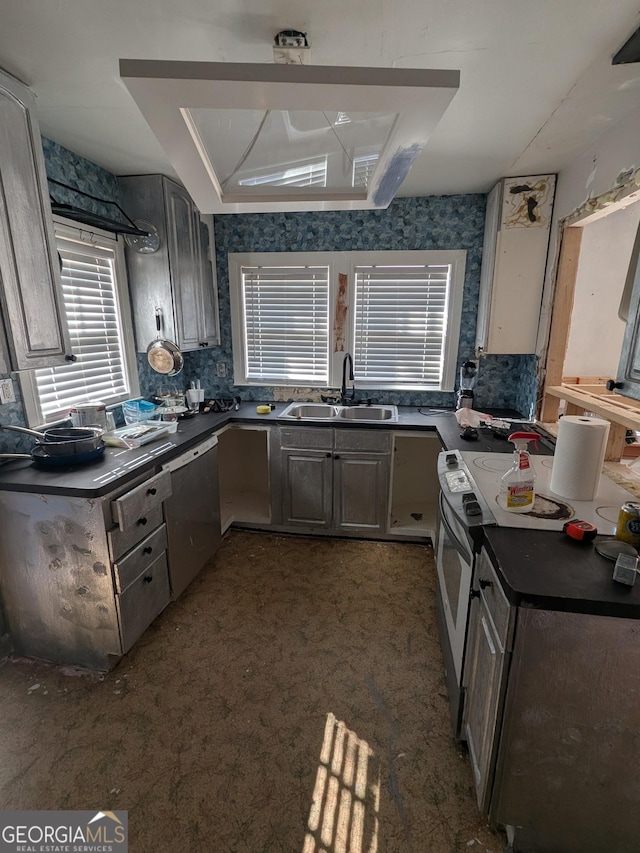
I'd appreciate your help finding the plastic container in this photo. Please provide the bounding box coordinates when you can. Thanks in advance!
[499,431,540,513]
[122,399,160,425]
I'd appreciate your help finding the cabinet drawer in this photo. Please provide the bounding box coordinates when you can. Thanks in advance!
[108,505,164,561]
[335,429,390,453]
[111,469,171,531]
[113,524,168,593]
[476,550,511,649]
[116,552,170,653]
[279,427,334,450]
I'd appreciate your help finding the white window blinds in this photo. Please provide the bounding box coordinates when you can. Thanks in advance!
[34,237,130,419]
[241,264,330,384]
[353,263,451,388]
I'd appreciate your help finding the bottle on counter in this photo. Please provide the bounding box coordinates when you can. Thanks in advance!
[499,431,540,513]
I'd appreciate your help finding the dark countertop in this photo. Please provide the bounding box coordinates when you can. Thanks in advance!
[483,527,640,619]
[0,404,551,497]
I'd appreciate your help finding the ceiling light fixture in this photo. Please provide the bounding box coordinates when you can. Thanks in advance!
[120,59,459,214]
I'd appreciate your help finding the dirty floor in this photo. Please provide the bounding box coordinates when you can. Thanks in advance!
[0,530,505,852]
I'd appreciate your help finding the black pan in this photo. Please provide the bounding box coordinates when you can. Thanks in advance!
[0,444,106,468]
[0,424,103,455]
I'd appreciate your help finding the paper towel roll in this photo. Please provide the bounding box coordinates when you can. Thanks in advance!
[549,416,610,500]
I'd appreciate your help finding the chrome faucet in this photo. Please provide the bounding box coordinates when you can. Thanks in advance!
[340,353,355,405]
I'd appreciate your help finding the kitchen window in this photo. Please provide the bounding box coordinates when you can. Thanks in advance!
[228,250,465,390]
[20,218,139,426]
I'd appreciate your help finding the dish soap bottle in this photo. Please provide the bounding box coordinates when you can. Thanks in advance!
[499,431,540,513]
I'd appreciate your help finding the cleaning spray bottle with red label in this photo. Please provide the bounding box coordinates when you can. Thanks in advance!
[499,431,541,513]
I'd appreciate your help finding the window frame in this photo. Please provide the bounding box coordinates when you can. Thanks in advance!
[20,216,140,428]
[228,249,465,392]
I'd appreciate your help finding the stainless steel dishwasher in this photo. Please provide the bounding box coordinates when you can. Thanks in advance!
[161,434,221,599]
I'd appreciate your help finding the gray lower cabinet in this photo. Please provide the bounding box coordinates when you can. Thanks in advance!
[462,550,514,813]
[0,470,172,670]
[463,547,640,852]
[118,174,220,353]
[279,427,390,535]
[0,68,71,372]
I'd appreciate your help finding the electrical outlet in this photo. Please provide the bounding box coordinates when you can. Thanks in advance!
[216,362,227,377]
[0,377,15,404]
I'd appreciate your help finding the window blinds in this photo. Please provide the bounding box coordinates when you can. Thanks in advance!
[34,238,129,418]
[241,265,330,384]
[353,264,451,387]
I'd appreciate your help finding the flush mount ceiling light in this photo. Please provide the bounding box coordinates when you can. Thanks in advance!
[119,60,459,214]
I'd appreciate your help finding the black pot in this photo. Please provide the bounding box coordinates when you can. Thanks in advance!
[0,424,103,456]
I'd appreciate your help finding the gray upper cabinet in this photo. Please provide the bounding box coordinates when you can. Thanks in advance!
[615,217,640,401]
[118,174,220,353]
[0,68,71,372]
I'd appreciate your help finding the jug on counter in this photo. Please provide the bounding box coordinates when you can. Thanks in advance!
[456,361,478,409]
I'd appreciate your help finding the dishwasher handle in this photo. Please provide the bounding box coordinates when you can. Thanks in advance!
[162,434,218,473]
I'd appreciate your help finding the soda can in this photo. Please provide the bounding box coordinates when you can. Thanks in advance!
[615,502,640,546]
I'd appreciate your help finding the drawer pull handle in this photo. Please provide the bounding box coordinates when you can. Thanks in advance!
[469,588,480,599]
[143,546,153,555]
[137,517,148,526]
[479,578,493,589]
[147,487,157,496]
[143,575,153,583]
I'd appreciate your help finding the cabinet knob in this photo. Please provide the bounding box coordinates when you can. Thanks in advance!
[65,354,78,362]
[143,574,153,583]
[326,452,331,458]
[469,588,480,599]
[479,578,493,589]
[143,546,153,555]
[137,516,148,526]
[200,341,209,347]
[334,453,340,459]
[147,487,157,496]
[606,379,624,392]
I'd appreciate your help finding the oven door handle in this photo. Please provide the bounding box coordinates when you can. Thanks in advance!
[439,492,473,564]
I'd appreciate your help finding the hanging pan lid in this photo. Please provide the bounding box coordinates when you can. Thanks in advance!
[147,308,184,376]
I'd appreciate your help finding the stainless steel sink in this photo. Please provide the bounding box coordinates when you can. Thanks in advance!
[279,403,338,420]
[279,402,398,422]
[338,405,398,421]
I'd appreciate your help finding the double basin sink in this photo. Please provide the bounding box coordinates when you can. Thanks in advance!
[279,402,398,423]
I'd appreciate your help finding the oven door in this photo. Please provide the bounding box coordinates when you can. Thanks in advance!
[435,490,475,737]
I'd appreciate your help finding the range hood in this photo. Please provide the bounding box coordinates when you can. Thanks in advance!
[119,60,459,214]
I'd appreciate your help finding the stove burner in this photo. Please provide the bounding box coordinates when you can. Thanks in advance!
[471,454,554,474]
[492,492,573,520]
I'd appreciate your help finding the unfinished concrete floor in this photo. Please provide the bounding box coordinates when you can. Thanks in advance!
[0,530,505,852]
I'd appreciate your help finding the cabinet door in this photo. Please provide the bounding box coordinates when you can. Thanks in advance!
[198,216,220,347]
[333,452,389,533]
[0,70,70,369]
[281,449,333,528]
[462,595,506,813]
[164,180,203,352]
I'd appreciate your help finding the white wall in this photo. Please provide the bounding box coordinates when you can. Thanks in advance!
[538,103,640,354]
[564,203,640,376]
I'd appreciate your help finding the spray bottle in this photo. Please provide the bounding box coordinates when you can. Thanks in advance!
[499,431,540,513]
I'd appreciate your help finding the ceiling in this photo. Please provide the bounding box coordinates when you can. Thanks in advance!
[2,0,640,204]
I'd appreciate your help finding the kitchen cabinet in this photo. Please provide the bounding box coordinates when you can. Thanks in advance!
[476,175,555,354]
[613,215,640,402]
[217,424,272,532]
[0,68,71,371]
[118,174,220,353]
[388,432,442,538]
[462,550,514,813]
[277,427,390,536]
[0,469,172,670]
[462,545,640,852]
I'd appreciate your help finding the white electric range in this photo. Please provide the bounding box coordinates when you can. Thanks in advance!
[458,450,638,534]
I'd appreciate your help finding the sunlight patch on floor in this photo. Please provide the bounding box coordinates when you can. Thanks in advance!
[303,712,380,853]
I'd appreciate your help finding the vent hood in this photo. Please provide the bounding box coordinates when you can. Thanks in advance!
[119,60,459,214]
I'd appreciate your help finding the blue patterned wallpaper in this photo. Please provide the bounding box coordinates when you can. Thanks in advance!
[0,137,540,449]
